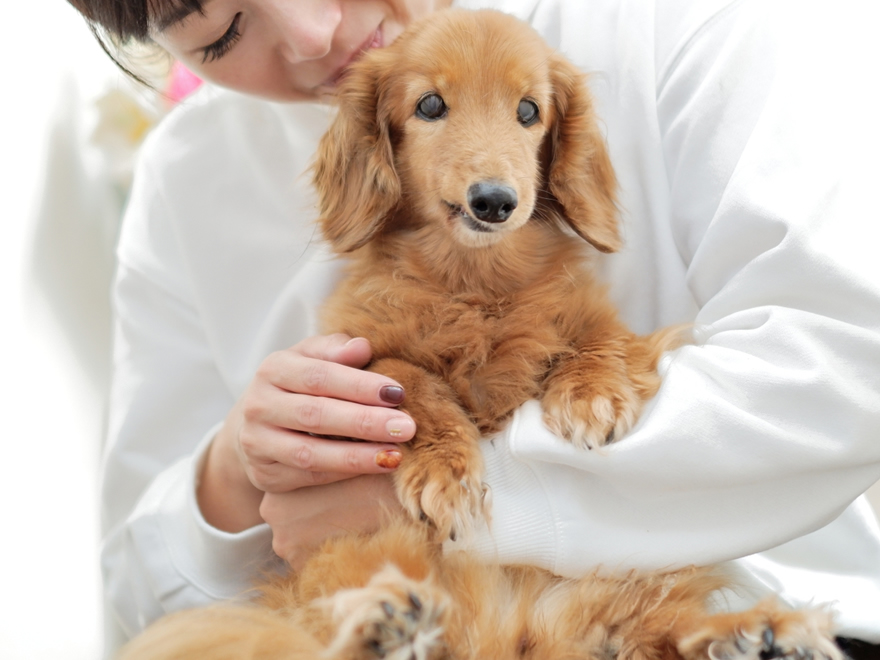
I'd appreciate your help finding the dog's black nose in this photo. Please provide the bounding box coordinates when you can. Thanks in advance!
[467,182,518,223]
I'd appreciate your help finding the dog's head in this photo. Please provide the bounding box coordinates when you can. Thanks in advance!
[314,9,620,255]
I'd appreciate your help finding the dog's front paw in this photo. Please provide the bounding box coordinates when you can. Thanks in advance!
[321,565,448,660]
[395,426,488,542]
[541,368,641,450]
[677,600,842,660]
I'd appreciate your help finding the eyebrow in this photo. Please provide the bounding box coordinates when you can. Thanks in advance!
[154,1,207,32]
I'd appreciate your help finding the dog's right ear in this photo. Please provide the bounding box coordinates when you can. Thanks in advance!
[313,54,400,253]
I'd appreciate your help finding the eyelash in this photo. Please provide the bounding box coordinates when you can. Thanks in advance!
[201,13,243,63]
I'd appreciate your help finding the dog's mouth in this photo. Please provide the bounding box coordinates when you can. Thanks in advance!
[444,202,495,233]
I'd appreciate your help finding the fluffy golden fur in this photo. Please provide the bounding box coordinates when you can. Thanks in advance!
[315,7,680,542]
[121,522,840,660]
[119,10,841,660]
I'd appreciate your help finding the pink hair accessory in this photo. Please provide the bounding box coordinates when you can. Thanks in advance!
[166,61,203,105]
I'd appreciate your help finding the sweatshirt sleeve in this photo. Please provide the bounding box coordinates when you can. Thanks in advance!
[464,0,880,576]
[100,147,279,638]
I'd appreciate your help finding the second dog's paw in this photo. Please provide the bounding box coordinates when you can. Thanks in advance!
[321,565,448,660]
[677,601,842,660]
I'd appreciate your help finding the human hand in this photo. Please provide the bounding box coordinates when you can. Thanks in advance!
[198,334,415,532]
[260,473,402,569]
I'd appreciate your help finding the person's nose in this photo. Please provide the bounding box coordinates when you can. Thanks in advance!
[273,0,341,62]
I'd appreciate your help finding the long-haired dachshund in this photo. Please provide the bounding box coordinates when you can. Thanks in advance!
[120,10,841,660]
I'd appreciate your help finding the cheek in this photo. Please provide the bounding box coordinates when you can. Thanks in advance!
[385,0,442,35]
[216,53,286,98]
[517,133,546,207]
[397,125,452,198]
[183,47,316,102]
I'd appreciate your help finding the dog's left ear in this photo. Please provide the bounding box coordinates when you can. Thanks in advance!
[546,53,621,253]
[313,53,401,253]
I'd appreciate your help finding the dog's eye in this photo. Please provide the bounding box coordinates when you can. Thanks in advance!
[517,99,539,127]
[416,93,448,121]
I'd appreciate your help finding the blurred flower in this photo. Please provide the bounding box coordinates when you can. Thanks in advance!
[91,87,159,190]
[89,61,201,191]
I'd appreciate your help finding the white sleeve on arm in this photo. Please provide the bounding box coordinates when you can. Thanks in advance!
[467,1,880,577]
[100,154,277,638]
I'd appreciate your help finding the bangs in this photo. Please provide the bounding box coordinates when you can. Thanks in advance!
[68,0,204,41]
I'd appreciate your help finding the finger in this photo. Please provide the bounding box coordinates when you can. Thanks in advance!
[254,390,415,443]
[260,349,409,410]
[296,334,372,368]
[246,427,404,478]
[248,460,355,493]
[249,431,402,492]
[324,335,374,368]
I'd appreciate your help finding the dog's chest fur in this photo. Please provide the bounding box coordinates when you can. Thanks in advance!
[321,243,593,434]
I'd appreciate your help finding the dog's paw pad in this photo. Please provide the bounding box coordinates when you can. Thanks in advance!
[322,565,447,660]
[707,626,839,660]
[362,592,438,659]
[679,603,842,660]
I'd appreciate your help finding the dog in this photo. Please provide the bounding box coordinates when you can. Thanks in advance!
[119,10,842,660]
[314,5,681,543]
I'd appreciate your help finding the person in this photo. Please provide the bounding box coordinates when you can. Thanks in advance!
[66,0,880,655]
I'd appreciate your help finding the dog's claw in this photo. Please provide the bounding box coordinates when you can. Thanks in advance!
[368,639,386,658]
[758,628,782,660]
[325,566,447,660]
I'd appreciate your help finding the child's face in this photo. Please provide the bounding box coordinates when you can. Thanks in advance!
[152,0,446,101]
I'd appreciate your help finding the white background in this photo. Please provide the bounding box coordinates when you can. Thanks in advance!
[1,1,117,658]
[1,2,878,659]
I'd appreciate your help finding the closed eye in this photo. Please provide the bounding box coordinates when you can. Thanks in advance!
[201,13,243,63]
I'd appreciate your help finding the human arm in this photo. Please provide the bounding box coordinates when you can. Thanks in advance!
[101,97,412,636]
[103,268,405,633]
[104,234,410,636]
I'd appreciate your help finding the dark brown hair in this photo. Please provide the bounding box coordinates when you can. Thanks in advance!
[66,0,202,84]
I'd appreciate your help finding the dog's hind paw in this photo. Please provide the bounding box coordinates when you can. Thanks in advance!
[676,600,842,660]
[320,565,448,660]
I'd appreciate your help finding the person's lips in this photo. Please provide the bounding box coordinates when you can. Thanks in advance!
[323,27,383,88]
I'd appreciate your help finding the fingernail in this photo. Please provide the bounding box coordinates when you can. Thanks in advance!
[375,449,402,469]
[379,385,405,405]
[385,417,415,439]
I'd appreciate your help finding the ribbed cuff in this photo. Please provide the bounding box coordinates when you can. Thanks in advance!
[156,423,277,600]
[445,402,560,571]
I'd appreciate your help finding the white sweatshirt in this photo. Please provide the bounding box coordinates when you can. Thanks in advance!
[101,0,880,645]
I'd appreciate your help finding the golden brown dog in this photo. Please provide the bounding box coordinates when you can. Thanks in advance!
[119,10,842,660]
[315,5,679,543]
